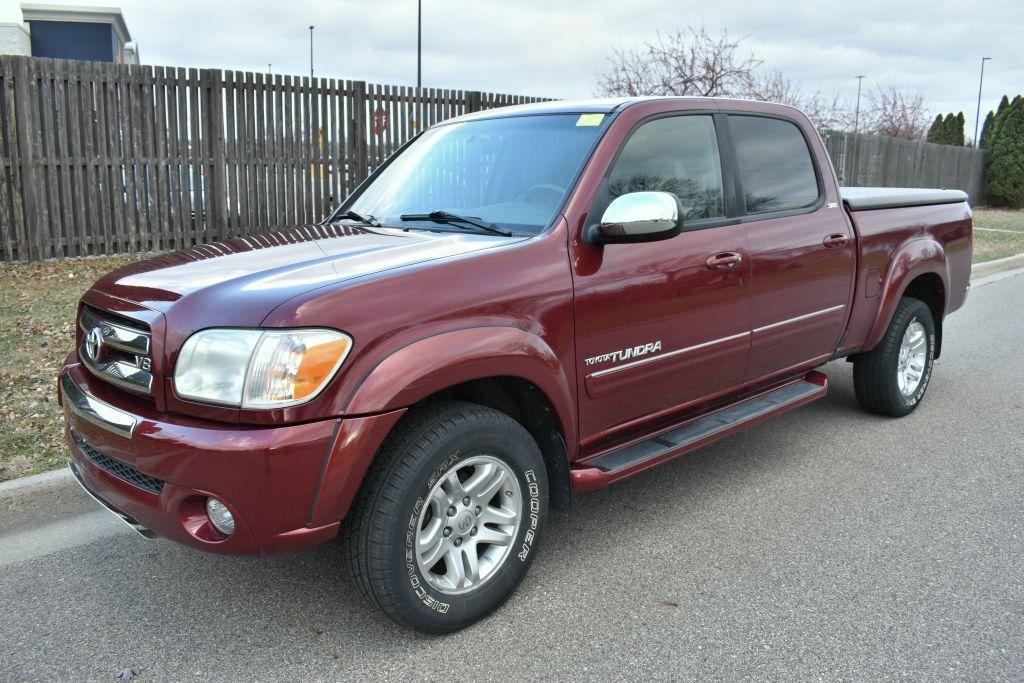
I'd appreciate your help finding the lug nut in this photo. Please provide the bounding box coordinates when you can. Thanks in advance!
[453,538,462,547]
[443,527,452,537]
[474,506,481,515]
[447,506,457,516]
[462,496,471,506]
[470,527,478,536]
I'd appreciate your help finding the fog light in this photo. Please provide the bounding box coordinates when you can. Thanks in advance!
[206,498,235,535]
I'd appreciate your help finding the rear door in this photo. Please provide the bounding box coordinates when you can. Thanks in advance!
[726,114,856,380]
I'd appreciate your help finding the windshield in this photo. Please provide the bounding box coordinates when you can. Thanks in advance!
[346,113,608,234]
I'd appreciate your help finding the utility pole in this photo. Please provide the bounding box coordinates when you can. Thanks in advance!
[417,0,422,89]
[840,75,866,185]
[309,25,315,80]
[853,75,865,134]
[974,57,992,147]
[268,63,272,75]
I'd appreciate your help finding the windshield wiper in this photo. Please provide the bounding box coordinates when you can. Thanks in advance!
[334,210,380,227]
[399,210,512,236]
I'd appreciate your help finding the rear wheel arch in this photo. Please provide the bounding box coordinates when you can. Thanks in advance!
[900,272,946,358]
[864,242,948,356]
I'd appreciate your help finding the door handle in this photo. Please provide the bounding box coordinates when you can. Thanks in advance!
[823,233,849,248]
[706,252,743,270]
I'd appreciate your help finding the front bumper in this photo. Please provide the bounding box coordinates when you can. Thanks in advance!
[59,361,403,555]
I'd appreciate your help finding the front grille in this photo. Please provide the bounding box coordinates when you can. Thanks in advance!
[72,431,165,495]
[79,306,154,395]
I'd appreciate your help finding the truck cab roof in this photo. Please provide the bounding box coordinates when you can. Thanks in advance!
[446,96,808,125]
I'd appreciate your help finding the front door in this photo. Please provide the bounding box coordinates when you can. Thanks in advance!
[725,114,857,380]
[570,114,752,446]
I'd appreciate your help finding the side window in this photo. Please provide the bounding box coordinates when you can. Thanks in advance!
[729,115,819,213]
[607,115,725,221]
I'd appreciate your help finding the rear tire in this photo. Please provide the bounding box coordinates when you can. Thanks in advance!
[343,401,548,633]
[853,297,936,417]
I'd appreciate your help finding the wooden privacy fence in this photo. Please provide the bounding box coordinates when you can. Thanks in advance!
[0,55,989,262]
[822,129,986,204]
[0,55,549,261]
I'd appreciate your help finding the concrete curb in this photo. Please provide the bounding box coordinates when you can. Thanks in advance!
[971,252,1024,282]
[0,466,93,533]
[2,250,1023,531]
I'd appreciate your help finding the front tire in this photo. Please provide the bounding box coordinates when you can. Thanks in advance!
[343,401,548,633]
[853,297,936,417]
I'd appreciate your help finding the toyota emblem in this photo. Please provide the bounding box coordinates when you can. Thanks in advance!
[85,327,103,362]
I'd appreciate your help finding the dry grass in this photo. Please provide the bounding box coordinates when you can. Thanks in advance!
[973,208,1024,262]
[0,256,137,481]
[973,208,1024,232]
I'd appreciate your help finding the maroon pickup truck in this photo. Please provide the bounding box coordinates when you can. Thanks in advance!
[59,97,972,632]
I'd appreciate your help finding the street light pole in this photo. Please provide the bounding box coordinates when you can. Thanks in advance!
[853,75,865,134]
[309,25,315,80]
[974,57,992,147]
[417,0,422,89]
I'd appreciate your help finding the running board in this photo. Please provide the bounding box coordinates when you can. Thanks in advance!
[571,372,828,492]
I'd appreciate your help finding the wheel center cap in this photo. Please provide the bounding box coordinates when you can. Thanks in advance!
[455,511,474,535]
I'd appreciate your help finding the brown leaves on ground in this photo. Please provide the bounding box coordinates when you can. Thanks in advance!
[0,255,139,481]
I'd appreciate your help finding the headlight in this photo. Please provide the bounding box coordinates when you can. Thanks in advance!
[174,328,352,408]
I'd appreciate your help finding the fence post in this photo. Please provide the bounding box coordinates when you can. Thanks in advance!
[351,81,368,185]
[12,57,43,260]
[0,57,27,261]
[465,90,482,114]
[203,68,228,241]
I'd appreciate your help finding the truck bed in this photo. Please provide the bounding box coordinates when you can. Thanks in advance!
[841,187,969,211]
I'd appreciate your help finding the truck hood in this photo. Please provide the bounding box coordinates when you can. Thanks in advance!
[89,225,518,323]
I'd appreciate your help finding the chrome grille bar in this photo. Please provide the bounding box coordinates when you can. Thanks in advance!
[80,353,154,393]
[80,308,150,355]
[79,307,154,395]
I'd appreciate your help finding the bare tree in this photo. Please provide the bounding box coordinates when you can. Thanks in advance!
[747,69,850,131]
[859,86,930,140]
[597,26,929,140]
[597,27,761,98]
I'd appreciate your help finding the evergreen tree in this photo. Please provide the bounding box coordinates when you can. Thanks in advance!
[990,95,1012,144]
[926,114,944,143]
[979,111,995,149]
[954,112,965,146]
[939,113,957,145]
[986,96,1024,208]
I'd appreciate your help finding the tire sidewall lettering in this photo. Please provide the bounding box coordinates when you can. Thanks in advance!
[517,469,541,562]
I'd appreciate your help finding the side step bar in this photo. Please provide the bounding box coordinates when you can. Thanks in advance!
[571,372,828,492]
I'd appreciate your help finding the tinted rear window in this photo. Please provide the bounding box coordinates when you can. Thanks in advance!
[729,116,819,214]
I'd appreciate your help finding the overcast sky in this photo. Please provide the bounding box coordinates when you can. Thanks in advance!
[6,0,1022,138]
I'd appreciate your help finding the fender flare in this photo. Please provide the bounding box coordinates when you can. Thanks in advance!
[862,237,948,352]
[343,325,577,449]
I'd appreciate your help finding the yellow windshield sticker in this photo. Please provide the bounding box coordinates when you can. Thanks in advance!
[576,113,604,127]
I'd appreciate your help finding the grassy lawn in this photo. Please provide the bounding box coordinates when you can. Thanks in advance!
[973,208,1024,232]
[0,256,137,481]
[973,208,1024,262]
[2,210,1024,482]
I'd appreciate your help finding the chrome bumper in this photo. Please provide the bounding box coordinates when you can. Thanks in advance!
[60,372,137,438]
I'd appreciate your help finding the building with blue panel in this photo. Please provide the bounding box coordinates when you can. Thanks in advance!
[0,4,139,64]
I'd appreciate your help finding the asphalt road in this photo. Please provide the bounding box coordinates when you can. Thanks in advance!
[2,272,1022,681]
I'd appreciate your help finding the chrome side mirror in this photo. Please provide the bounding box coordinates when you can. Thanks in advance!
[586,191,684,245]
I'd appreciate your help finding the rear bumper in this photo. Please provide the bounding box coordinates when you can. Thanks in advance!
[59,361,404,555]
